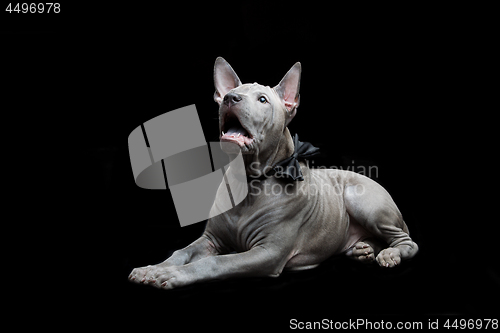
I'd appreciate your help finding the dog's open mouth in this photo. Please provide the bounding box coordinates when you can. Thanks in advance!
[220,111,254,149]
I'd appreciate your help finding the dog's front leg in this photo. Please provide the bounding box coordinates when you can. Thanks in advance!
[128,235,217,284]
[146,246,286,290]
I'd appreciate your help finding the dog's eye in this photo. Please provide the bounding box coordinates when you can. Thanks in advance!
[259,96,267,104]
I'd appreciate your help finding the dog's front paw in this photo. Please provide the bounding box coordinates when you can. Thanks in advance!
[136,266,188,290]
[128,265,156,284]
[376,247,401,268]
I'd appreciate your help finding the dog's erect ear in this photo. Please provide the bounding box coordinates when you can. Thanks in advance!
[274,62,301,125]
[214,57,242,105]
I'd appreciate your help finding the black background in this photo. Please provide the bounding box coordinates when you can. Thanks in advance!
[3,2,496,330]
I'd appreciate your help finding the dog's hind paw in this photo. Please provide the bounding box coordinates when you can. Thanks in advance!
[346,241,376,263]
[376,247,401,268]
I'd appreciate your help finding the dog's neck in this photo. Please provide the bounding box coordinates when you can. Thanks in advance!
[242,127,294,178]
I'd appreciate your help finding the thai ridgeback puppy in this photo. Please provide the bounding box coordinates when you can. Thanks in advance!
[128,57,418,289]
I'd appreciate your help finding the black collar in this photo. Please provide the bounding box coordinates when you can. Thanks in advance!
[248,133,320,182]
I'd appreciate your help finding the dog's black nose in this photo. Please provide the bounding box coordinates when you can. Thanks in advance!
[223,92,242,105]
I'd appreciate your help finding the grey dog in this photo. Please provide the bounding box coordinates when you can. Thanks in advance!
[128,57,419,289]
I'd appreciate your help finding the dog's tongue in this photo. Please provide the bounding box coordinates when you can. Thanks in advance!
[222,124,253,146]
[226,125,248,137]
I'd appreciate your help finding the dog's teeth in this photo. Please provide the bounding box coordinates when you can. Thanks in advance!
[222,131,225,135]
[237,133,240,137]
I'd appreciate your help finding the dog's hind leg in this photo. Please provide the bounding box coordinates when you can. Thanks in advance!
[343,176,418,268]
[345,237,386,263]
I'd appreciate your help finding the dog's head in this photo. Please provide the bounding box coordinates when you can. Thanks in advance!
[214,57,301,157]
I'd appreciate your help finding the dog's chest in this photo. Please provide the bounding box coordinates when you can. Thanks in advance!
[210,184,304,252]
[214,203,279,252]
